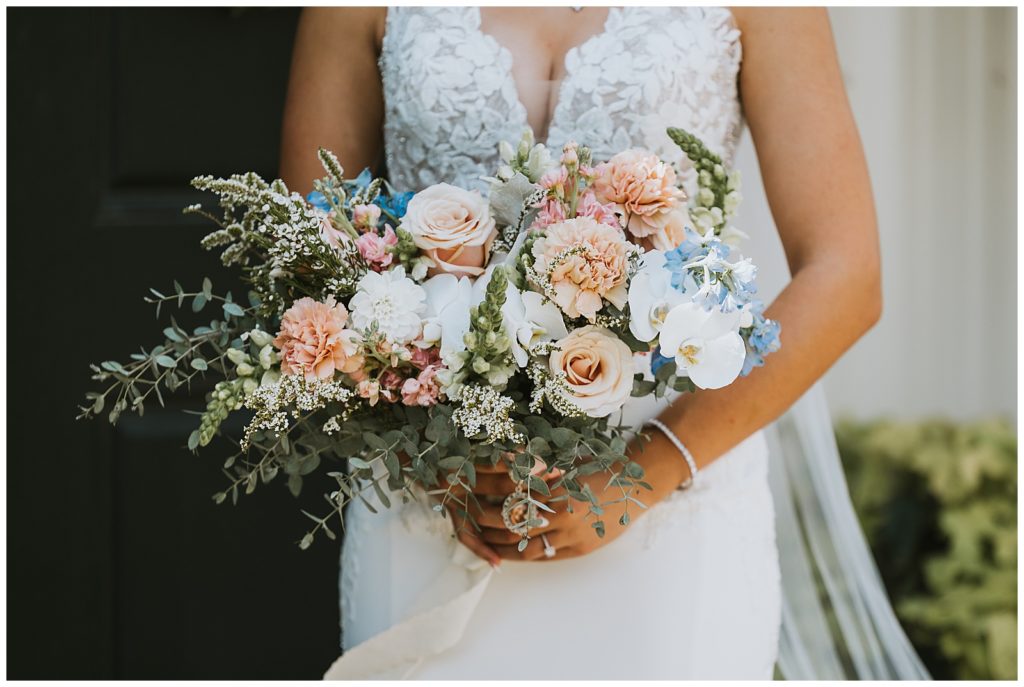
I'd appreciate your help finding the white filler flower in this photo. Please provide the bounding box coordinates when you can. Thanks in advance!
[350,266,427,343]
[627,250,687,342]
[659,302,745,390]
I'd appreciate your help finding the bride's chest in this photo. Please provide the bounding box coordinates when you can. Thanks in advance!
[378,6,744,192]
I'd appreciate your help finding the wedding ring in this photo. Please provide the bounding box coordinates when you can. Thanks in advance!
[541,534,556,559]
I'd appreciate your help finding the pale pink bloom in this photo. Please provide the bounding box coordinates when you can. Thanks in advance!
[379,369,405,391]
[576,191,620,228]
[539,167,570,198]
[357,379,381,405]
[355,225,398,270]
[560,142,579,167]
[273,296,363,381]
[320,213,351,252]
[592,149,685,242]
[531,216,631,322]
[400,183,497,277]
[533,198,567,229]
[352,204,382,232]
[401,366,441,407]
[409,346,441,370]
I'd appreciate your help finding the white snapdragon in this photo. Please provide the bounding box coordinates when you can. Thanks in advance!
[658,302,746,390]
[627,250,687,342]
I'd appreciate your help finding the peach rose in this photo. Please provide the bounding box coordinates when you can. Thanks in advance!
[273,296,363,381]
[400,183,497,277]
[549,326,634,417]
[593,148,685,242]
[531,216,631,322]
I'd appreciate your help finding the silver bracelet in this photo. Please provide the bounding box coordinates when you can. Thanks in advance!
[644,418,698,490]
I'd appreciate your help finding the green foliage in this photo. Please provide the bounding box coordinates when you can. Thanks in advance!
[838,418,1017,679]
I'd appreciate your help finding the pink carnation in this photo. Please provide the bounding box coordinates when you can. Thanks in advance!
[355,225,398,270]
[576,191,620,228]
[401,366,441,407]
[273,296,363,381]
[593,149,685,243]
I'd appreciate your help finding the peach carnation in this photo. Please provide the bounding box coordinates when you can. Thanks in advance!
[531,216,631,322]
[273,296,363,381]
[593,148,685,242]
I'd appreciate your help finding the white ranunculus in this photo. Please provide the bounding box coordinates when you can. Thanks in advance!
[627,250,687,343]
[659,302,745,390]
[349,266,427,344]
[420,273,475,361]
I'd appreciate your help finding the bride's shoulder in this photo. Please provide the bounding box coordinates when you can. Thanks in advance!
[727,7,831,38]
[298,7,387,53]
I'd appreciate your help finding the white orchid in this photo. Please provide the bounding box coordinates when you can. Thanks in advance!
[627,250,688,342]
[504,289,569,367]
[659,302,746,390]
[420,273,476,361]
[471,265,568,367]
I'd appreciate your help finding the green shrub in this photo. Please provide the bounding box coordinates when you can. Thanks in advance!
[837,418,1017,680]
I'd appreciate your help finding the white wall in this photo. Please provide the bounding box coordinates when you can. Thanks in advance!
[735,7,1017,422]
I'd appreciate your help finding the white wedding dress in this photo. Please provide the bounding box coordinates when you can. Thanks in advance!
[324,7,783,680]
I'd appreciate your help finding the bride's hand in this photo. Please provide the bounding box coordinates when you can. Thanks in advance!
[473,431,692,562]
[441,455,561,567]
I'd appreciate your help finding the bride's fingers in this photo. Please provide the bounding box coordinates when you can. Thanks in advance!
[467,471,520,496]
[475,500,561,531]
[452,520,501,567]
[492,531,575,561]
[477,517,559,545]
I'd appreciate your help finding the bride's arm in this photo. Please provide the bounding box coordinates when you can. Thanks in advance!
[478,8,881,561]
[279,7,386,194]
[662,7,880,467]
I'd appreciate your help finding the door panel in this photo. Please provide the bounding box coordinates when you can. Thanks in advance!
[8,7,345,679]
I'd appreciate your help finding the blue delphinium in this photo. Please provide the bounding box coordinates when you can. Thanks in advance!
[740,301,781,376]
[375,191,414,220]
[650,346,674,375]
[306,190,332,213]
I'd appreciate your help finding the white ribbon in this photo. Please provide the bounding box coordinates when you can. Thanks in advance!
[323,543,494,680]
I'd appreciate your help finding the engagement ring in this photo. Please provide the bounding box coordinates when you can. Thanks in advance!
[541,534,556,559]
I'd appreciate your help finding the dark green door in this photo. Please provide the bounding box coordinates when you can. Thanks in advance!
[8,7,344,679]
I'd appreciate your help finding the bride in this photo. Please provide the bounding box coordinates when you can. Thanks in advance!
[280,6,925,680]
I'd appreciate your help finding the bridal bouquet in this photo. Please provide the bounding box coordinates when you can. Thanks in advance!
[80,128,779,548]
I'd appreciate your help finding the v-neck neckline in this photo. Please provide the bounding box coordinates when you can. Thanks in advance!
[472,7,620,146]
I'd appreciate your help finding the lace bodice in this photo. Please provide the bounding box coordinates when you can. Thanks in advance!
[379,6,743,193]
